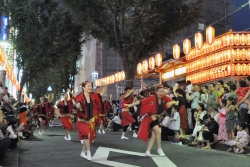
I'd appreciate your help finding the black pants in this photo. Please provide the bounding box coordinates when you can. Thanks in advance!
[0,138,11,160]
[191,108,196,128]
[203,131,214,143]
[9,138,19,149]
[161,127,175,140]
[123,122,135,132]
[112,122,121,132]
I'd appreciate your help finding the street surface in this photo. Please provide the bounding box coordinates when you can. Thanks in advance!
[5,123,250,167]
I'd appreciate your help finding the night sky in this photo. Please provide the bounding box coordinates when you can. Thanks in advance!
[232,0,250,31]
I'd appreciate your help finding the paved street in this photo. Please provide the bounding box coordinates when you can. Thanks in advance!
[4,124,250,167]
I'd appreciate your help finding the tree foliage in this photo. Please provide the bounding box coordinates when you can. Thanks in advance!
[63,0,203,87]
[6,0,83,102]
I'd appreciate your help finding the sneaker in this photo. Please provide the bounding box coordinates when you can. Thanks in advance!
[102,130,105,134]
[67,135,71,141]
[121,136,129,139]
[157,148,165,156]
[80,152,87,159]
[86,150,92,161]
[133,133,138,138]
[128,127,132,131]
[38,131,41,135]
[80,140,84,144]
[145,151,152,157]
[64,136,68,140]
[98,130,101,134]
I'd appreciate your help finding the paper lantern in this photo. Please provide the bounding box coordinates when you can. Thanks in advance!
[155,53,162,66]
[111,75,115,83]
[225,34,230,46]
[234,34,241,46]
[231,64,235,76]
[183,39,191,55]
[228,34,234,46]
[240,49,247,60]
[195,32,203,50]
[247,64,250,75]
[247,49,250,60]
[149,57,155,70]
[142,60,148,72]
[246,34,250,45]
[121,71,125,80]
[137,63,142,75]
[173,44,180,59]
[241,64,247,75]
[115,73,119,82]
[227,64,231,76]
[235,63,241,75]
[241,34,246,45]
[206,26,215,45]
[235,49,240,61]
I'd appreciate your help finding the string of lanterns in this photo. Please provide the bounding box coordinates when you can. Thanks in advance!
[6,62,21,91]
[137,53,162,75]
[95,70,126,86]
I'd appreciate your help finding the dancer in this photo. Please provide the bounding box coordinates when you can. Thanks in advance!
[35,97,52,135]
[56,91,74,141]
[120,87,137,139]
[98,95,112,134]
[75,81,107,161]
[126,85,177,156]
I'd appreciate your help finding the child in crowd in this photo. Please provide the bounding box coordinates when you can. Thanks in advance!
[226,97,236,140]
[169,105,180,144]
[226,123,249,154]
[218,99,228,142]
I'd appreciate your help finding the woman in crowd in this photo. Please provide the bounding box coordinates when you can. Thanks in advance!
[186,84,200,128]
[226,97,236,140]
[126,85,177,157]
[218,99,228,142]
[191,103,206,140]
[120,87,137,139]
[75,81,107,161]
[56,92,74,141]
[173,88,187,138]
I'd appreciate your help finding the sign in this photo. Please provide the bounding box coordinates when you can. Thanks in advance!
[1,16,8,40]
[92,147,177,167]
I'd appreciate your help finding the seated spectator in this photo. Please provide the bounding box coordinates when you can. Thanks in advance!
[225,123,249,154]
[111,112,121,132]
[19,104,37,139]
[0,110,11,163]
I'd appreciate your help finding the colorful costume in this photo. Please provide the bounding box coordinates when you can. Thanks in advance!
[120,95,135,126]
[99,101,111,125]
[138,94,172,142]
[57,99,74,130]
[36,102,52,126]
[75,92,102,144]
[218,107,228,141]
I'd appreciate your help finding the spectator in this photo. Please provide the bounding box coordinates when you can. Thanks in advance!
[0,110,11,163]
[206,83,219,115]
[217,80,224,97]
[111,112,121,132]
[169,105,180,144]
[226,123,249,154]
[218,99,228,142]
[226,97,236,140]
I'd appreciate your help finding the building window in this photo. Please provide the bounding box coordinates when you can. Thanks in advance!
[198,23,205,30]
[92,72,98,81]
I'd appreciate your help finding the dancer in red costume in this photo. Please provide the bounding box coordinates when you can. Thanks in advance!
[56,91,74,141]
[75,81,107,161]
[98,94,112,134]
[120,87,137,139]
[126,85,178,156]
[35,97,53,135]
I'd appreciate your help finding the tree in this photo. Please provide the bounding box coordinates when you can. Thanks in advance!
[63,0,203,87]
[6,0,83,101]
